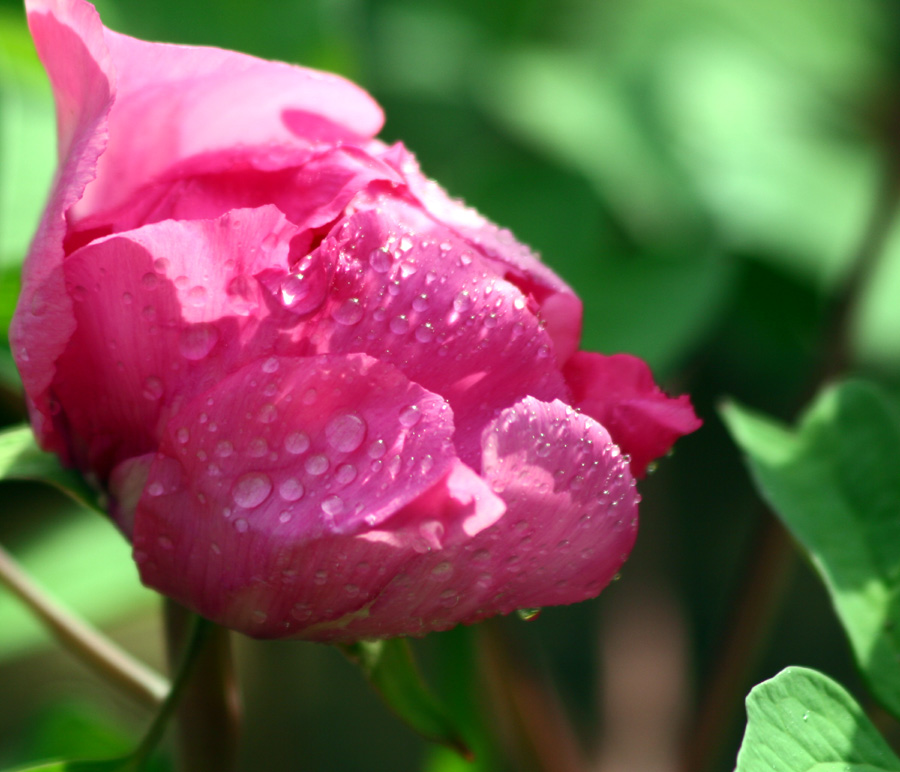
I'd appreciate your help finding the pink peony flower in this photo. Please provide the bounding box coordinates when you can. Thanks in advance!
[12,0,701,640]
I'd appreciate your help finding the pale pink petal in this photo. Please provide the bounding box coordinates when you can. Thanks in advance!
[377,143,583,363]
[257,197,569,465]
[52,207,300,478]
[129,353,456,633]
[65,144,403,252]
[293,397,638,641]
[564,352,702,477]
[12,0,114,452]
[74,27,383,224]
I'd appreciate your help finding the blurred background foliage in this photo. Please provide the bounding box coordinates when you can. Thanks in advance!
[1,0,900,770]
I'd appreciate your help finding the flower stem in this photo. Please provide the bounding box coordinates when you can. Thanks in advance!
[0,541,168,707]
[163,600,241,772]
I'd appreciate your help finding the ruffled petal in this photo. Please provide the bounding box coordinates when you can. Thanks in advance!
[295,397,638,640]
[563,351,702,477]
[75,25,383,223]
[52,206,300,477]
[257,197,569,465]
[12,0,115,452]
[378,143,583,364]
[128,353,456,634]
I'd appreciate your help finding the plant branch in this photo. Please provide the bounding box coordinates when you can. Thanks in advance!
[0,541,168,708]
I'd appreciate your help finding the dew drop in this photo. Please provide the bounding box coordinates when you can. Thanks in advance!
[176,427,190,444]
[399,405,422,427]
[313,570,328,585]
[232,473,272,508]
[278,511,293,524]
[368,440,387,459]
[335,463,358,485]
[142,376,164,401]
[389,315,409,335]
[141,272,158,289]
[368,247,392,273]
[321,495,344,516]
[415,324,434,343]
[412,294,429,312]
[215,440,234,458]
[285,432,310,454]
[234,518,249,533]
[258,404,277,424]
[179,323,218,360]
[333,297,363,325]
[305,454,329,476]
[325,413,367,452]
[431,562,453,579]
[187,285,207,307]
[453,291,473,313]
[278,478,305,502]
[262,357,280,373]
[247,437,268,458]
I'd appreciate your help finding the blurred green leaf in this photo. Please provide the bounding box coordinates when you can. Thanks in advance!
[340,638,472,761]
[5,757,136,772]
[0,9,55,270]
[735,666,900,772]
[0,425,101,512]
[721,381,900,719]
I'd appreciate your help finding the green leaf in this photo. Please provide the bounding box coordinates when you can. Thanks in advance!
[0,425,102,512]
[721,381,900,719]
[735,666,900,772]
[340,638,473,761]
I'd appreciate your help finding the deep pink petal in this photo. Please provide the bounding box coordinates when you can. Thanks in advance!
[128,353,456,634]
[378,143,583,363]
[255,198,569,465]
[564,352,702,477]
[294,397,637,641]
[52,207,300,478]
[74,27,383,224]
[12,0,114,452]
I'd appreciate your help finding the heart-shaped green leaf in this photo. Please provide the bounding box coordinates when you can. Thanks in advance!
[736,666,900,772]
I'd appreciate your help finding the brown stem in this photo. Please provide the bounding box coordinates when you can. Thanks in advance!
[164,600,242,772]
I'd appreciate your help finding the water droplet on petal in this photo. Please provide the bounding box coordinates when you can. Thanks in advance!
[179,323,218,360]
[332,297,363,325]
[335,463,358,485]
[285,432,310,454]
[232,473,272,508]
[368,440,386,459]
[278,478,305,502]
[187,285,207,307]
[325,414,367,452]
[399,405,422,427]
[321,495,344,516]
[305,454,329,475]
[390,315,409,334]
[143,376,164,401]
[415,324,434,343]
[234,518,249,533]
[453,291,473,313]
[368,247,392,273]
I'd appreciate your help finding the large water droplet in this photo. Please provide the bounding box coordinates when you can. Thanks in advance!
[390,315,409,335]
[278,255,327,314]
[326,413,367,452]
[305,454,329,475]
[321,495,344,516]
[278,478,305,502]
[332,297,363,325]
[369,247,393,273]
[232,472,272,508]
[399,405,422,427]
[334,463,358,485]
[285,432,310,454]
[179,323,218,360]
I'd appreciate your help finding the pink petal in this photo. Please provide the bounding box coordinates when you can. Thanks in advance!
[65,144,403,251]
[378,143,583,364]
[564,352,702,477]
[259,197,569,465]
[129,353,457,633]
[300,397,637,641]
[52,207,300,478]
[75,25,383,224]
[12,0,114,452]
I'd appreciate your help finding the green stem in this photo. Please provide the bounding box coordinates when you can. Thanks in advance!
[163,600,241,772]
[0,542,168,707]
[130,611,213,768]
